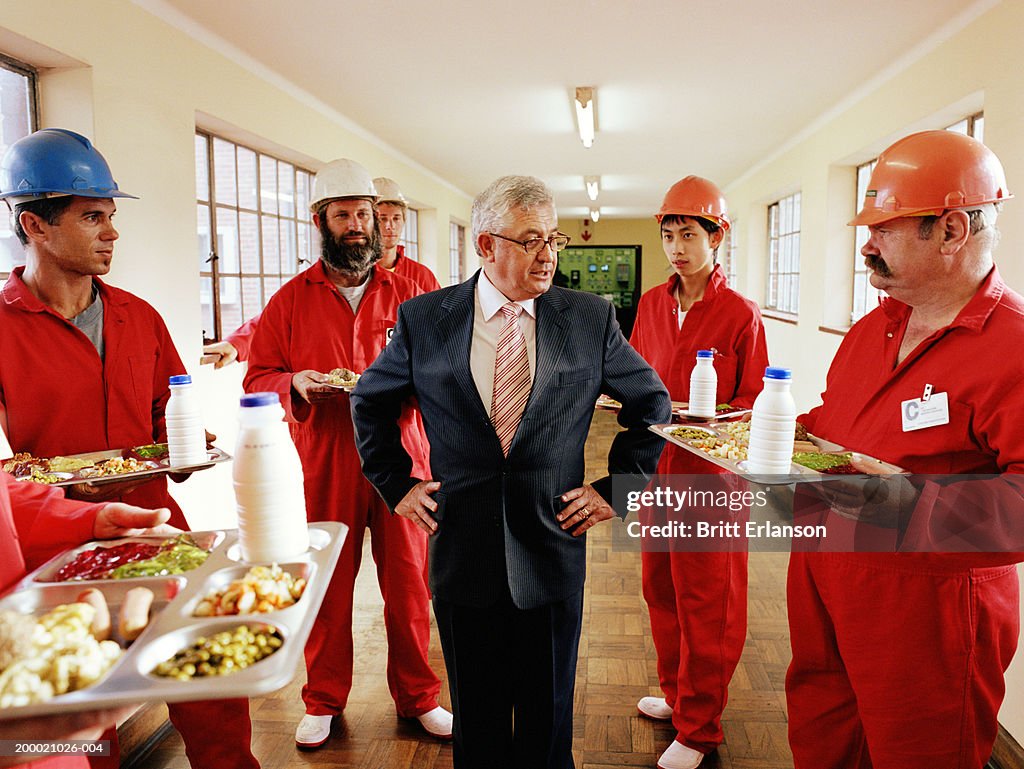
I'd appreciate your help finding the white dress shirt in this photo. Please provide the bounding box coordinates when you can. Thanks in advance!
[470,271,537,415]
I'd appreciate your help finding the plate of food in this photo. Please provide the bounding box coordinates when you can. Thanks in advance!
[0,523,347,718]
[322,367,360,391]
[2,444,231,488]
[649,421,904,483]
[672,403,752,422]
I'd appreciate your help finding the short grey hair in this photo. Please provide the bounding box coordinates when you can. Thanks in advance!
[471,175,555,257]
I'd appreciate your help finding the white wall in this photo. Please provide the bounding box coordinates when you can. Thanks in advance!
[724,0,1024,740]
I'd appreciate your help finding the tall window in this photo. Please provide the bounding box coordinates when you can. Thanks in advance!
[850,112,985,323]
[449,221,465,286]
[721,220,738,288]
[0,54,38,279]
[401,207,419,262]
[195,132,315,342]
[766,193,801,315]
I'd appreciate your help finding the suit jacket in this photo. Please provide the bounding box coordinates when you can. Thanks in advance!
[352,271,671,609]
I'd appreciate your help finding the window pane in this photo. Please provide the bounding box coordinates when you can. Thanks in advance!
[239,212,260,274]
[1,58,36,279]
[280,219,296,277]
[200,276,215,342]
[213,138,237,206]
[215,207,240,273]
[296,172,311,215]
[262,218,280,275]
[297,222,312,271]
[262,276,282,304]
[240,276,262,321]
[197,203,211,273]
[219,276,243,332]
[194,134,210,202]
[973,115,985,143]
[260,156,278,215]
[280,168,295,219]
[237,147,258,210]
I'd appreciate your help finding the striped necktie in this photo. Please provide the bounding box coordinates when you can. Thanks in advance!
[491,302,531,456]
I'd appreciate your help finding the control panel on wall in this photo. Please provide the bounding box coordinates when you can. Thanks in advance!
[557,245,642,336]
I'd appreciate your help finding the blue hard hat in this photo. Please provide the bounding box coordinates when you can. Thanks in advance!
[0,128,137,203]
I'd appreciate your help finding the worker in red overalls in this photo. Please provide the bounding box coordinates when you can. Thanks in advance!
[203,175,439,368]
[0,128,259,769]
[629,176,768,769]
[787,130,1022,769]
[243,159,450,749]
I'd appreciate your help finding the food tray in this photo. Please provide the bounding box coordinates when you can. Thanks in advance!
[649,423,905,484]
[0,522,347,720]
[7,444,232,488]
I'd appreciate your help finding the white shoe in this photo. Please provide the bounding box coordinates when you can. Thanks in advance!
[637,696,673,720]
[295,714,333,749]
[657,740,704,769]
[416,705,453,739]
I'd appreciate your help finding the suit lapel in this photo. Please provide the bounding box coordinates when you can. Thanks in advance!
[440,273,490,422]
[527,288,570,408]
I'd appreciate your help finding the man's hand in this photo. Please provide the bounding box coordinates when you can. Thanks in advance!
[203,340,239,369]
[93,503,176,540]
[395,480,441,535]
[292,370,346,404]
[557,483,615,537]
[808,455,919,529]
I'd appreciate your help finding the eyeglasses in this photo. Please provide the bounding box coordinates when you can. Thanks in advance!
[488,231,571,255]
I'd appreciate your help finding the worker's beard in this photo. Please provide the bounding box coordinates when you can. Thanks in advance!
[319,219,382,278]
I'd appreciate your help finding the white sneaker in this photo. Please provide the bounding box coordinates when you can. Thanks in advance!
[416,705,454,739]
[637,696,673,720]
[295,714,333,749]
[657,740,704,769]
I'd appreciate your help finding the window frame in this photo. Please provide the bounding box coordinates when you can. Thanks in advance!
[195,130,316,342]
[721,219,738,289]
[765,192,801,317]
[0,52,40,280]
[449,221,465,286]
[400,206,419,262]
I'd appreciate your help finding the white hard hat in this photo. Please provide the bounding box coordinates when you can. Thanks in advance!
[310,159,378,213]
[372,177,407,206]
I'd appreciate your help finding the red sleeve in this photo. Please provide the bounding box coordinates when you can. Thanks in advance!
[629,292,650,357]
[243,291,311,423]
[420,268,441,292]
[729,304,770,409]
[226,314,261,362]
[5,473,101,571]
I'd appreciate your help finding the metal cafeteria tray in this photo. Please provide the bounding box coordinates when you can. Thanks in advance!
[649,423,905,484]
[6,444,232,488]
[0,522,347,720]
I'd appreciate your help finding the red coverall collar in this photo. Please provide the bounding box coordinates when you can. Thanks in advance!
[2,265,126,315]
[304,260,395,291]
[664,263,728,306]
[879,265,1005,335]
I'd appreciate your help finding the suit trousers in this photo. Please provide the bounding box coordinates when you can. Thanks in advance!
[433,589,584,769]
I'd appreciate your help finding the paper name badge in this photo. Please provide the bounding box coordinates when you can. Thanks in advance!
[901,391,950,432]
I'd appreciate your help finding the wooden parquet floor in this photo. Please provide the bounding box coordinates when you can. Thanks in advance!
[136,411,794,769]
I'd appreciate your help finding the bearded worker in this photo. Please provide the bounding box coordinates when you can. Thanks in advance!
[243,159,451,749]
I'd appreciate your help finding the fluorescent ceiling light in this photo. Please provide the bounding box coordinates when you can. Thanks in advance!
[589,208,601,222]
[574,86,595,148]
[585,175,600,201]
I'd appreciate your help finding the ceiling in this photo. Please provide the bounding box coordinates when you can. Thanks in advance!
[140,0,989,218]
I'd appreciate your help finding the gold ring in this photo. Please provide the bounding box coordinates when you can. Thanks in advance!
[580,507,589,519]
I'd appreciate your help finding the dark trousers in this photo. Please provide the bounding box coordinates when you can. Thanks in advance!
[433,589,585,769]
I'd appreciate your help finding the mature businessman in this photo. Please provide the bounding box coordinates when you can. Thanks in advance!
[352,175,671,769]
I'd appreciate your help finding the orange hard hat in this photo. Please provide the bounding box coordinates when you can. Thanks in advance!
[656,175,730,230]
[850,130,1012,226]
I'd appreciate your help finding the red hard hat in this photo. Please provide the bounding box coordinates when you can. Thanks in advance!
[656,175,730,230]
[850,130,1012,226]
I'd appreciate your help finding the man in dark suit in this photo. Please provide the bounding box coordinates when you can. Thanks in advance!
[351,175,671,769]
